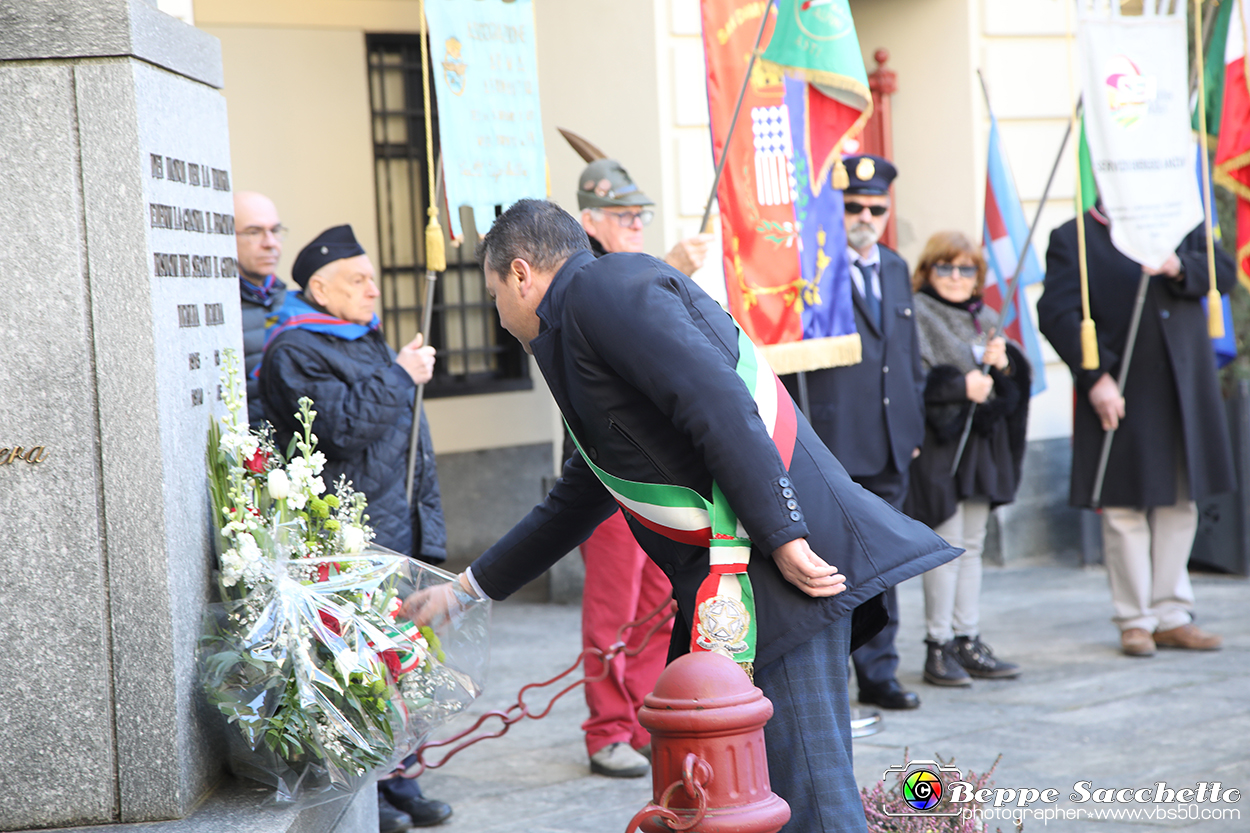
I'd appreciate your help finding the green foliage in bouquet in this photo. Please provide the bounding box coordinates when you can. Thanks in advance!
[200,351,455,795]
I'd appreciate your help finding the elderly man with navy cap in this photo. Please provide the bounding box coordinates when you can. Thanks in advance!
[258,225,453,830]
[782,154,927,711]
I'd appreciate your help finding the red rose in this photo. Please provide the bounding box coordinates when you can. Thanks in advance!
[318,609,342,635]
[381,649,402,680]
[244,449,270,473]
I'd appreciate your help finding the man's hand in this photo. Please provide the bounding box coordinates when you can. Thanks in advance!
[965,370,994,403]
[1143,253,1182,280]
[772,538,846,597]
[664,234,715,276]
[981,336,1009,370]
[1089,372,1126,431]
[396,333,436,385]
[399,572,478,627]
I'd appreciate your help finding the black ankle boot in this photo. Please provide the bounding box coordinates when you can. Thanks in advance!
[924,638,972,686]
[952,635,1020,679]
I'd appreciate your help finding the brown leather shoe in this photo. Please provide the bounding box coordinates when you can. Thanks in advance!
[1153,623,1223,651]
[1120,628,1155,657]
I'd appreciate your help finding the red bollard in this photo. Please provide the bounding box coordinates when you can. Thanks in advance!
[624,651,790,833]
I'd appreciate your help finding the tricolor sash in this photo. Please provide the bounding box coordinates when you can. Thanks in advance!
[565,328,797,666]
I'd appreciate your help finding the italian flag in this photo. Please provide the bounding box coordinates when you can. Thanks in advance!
[1207,0,1250,288]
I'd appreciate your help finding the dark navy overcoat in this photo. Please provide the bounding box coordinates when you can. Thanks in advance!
[471,250,958,668]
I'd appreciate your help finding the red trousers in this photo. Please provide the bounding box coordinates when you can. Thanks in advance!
[580,510,674,757]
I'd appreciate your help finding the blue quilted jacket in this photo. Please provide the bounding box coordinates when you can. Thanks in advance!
[258,325,446,563]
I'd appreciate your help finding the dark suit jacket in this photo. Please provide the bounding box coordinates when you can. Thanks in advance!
[1038,215,1235,508]
[783,246,925,477]
[470,249,958,668]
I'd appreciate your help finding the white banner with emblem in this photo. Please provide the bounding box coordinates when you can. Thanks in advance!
[1079,9,1202,268]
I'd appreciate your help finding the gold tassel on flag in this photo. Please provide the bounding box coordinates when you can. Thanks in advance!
[1194,0,1225,339]
[419,0,446,274]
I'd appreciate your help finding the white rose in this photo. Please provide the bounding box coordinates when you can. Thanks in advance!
[237,532,262,563]
[342,525,366,553]
[268,469,290,500]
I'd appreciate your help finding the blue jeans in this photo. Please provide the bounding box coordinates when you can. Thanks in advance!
[755,614,867,833]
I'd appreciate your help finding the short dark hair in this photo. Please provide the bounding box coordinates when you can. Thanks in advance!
[476,199,590,277]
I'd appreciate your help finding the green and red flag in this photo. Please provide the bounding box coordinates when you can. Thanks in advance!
[1208,0,1250,289]
[700,0,868,374]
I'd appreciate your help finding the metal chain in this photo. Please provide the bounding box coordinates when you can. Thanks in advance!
[394,598,677,779]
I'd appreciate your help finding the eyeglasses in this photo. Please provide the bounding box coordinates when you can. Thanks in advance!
[237,224,288,241]
[843,202,889,217]
[604,209,655,228]
[932,263,978,278]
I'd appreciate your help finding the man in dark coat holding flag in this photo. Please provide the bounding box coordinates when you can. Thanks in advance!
[1038,205,1234,658]
[783,154,926,711]
[406,200,958,833]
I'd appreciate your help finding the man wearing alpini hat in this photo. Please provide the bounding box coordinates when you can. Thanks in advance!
[258,225,453,830]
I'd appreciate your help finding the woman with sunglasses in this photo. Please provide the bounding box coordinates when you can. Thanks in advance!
[904,231,1031,687]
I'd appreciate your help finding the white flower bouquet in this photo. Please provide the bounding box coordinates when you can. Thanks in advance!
[200,352,489,805]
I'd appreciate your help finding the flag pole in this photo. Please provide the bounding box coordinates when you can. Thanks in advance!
[698,0,775,235]
[948,74,1076,478]
[408,0,445,506]
[1194,0,1224,338]
[1089,269,1150,508]
[1067,0,1099,371]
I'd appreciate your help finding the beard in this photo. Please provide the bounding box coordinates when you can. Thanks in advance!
[846,222,881,252]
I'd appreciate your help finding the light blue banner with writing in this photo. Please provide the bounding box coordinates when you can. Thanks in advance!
[425,0,547,239]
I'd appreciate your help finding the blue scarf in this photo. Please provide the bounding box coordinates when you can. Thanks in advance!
[251,293,382,379]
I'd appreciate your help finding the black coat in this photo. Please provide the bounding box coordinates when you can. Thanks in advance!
[1037,214,1235,508]
[470,250,958,668]
[258,325,446,562]
[240,277,287,429]
[782,246,925,477]
[904,339,1032,530]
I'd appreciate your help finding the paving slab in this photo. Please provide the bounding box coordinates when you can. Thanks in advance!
[419,563,1248,831]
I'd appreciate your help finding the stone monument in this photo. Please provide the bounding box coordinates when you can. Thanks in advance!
[0,2,371,830]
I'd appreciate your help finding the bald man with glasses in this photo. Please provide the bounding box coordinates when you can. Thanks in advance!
[781,154,927,713]
[234,191,289,428]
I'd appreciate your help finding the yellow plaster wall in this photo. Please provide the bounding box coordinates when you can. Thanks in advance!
[849,0,982,270]
[199,2,561,454]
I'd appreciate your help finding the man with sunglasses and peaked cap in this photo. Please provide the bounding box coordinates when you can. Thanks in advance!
[570,158,715,778]
[782,154,927,712]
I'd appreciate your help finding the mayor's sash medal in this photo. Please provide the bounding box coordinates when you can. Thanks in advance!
[564,327,798,670]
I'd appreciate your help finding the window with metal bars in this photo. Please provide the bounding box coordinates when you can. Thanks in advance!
[366,33,530,397]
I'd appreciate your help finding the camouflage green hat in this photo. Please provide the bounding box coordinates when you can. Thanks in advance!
[576,159,655,210]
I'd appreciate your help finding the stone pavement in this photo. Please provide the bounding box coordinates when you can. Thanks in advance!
[418,562,1249,832]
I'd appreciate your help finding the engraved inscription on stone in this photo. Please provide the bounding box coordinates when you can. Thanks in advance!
[191,388,204,407]
[0,446,47,465]
[204,303,224,326]
[177,304,201,328]
[189,352,201,370]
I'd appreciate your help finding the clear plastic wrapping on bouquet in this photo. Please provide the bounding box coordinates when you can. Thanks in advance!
[200,543,490,806]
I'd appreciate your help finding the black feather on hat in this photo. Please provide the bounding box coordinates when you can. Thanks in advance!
[291,225,366,287]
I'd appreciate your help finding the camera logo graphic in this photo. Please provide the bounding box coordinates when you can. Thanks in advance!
[882,760,963,817]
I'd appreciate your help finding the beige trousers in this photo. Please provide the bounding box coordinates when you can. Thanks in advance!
[1100,457,1197,632]
[924,499,990,642]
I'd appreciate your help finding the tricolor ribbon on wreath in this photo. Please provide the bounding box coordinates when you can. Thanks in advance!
[564,327,797,669]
